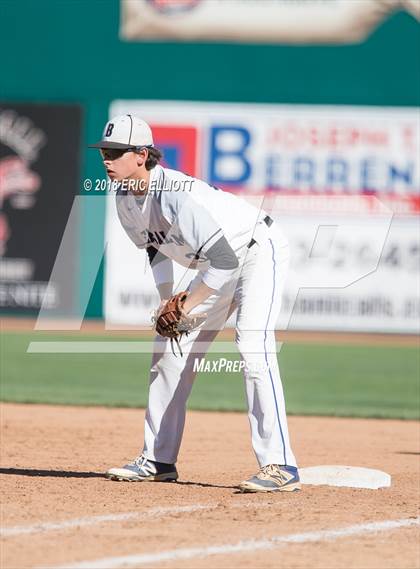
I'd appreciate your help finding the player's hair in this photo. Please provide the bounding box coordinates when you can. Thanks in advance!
[145,147,163,171]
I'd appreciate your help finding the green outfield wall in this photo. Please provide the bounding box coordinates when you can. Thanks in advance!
[2,0,419,317]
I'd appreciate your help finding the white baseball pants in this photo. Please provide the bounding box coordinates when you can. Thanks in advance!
[143,222,298,468]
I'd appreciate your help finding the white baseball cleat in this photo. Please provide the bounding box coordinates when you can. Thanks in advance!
[106,455,178,482]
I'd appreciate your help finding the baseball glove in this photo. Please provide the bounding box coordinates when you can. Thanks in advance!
[152,291,206,356]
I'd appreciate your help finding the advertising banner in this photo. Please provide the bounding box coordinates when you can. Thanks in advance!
[0,103,82,314]
[120,0,420,44]
[104,100,419,333]
[280,215,419,332]
[110,100,419,213]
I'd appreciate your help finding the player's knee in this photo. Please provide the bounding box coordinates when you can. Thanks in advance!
[235,330,265,360]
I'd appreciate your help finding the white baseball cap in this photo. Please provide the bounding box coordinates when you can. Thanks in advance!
[89,114,154,150]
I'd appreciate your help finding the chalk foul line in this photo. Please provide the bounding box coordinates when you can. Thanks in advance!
[0,505,213,537]
[0,502,288,537]
[52,516,419,569]
[1,501,278,538]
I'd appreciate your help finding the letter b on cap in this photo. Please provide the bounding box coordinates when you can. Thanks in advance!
[105,123,114,137]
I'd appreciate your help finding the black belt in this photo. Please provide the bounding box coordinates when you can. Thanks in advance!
[247,216,273,249]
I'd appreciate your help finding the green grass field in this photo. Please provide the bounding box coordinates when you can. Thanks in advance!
[1,332,419,419]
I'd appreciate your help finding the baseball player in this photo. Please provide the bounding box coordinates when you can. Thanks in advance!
[89,114,300,493]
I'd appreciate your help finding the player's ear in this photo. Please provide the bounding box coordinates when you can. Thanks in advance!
[136,148,148,167]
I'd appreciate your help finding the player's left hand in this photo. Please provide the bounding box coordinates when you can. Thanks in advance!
[152,291,207,355]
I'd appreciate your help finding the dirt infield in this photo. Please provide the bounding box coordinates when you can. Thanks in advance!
[1,403,419,569]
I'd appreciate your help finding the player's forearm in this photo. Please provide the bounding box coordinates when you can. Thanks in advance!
[148,248,174,299]
[183,282,215,313]
[157,282,174,300]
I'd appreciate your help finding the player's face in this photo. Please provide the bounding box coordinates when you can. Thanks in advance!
[100,149,139,181]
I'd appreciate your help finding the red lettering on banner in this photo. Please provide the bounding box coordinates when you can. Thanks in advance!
[267,125,389,148]
[403,126,415,150]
